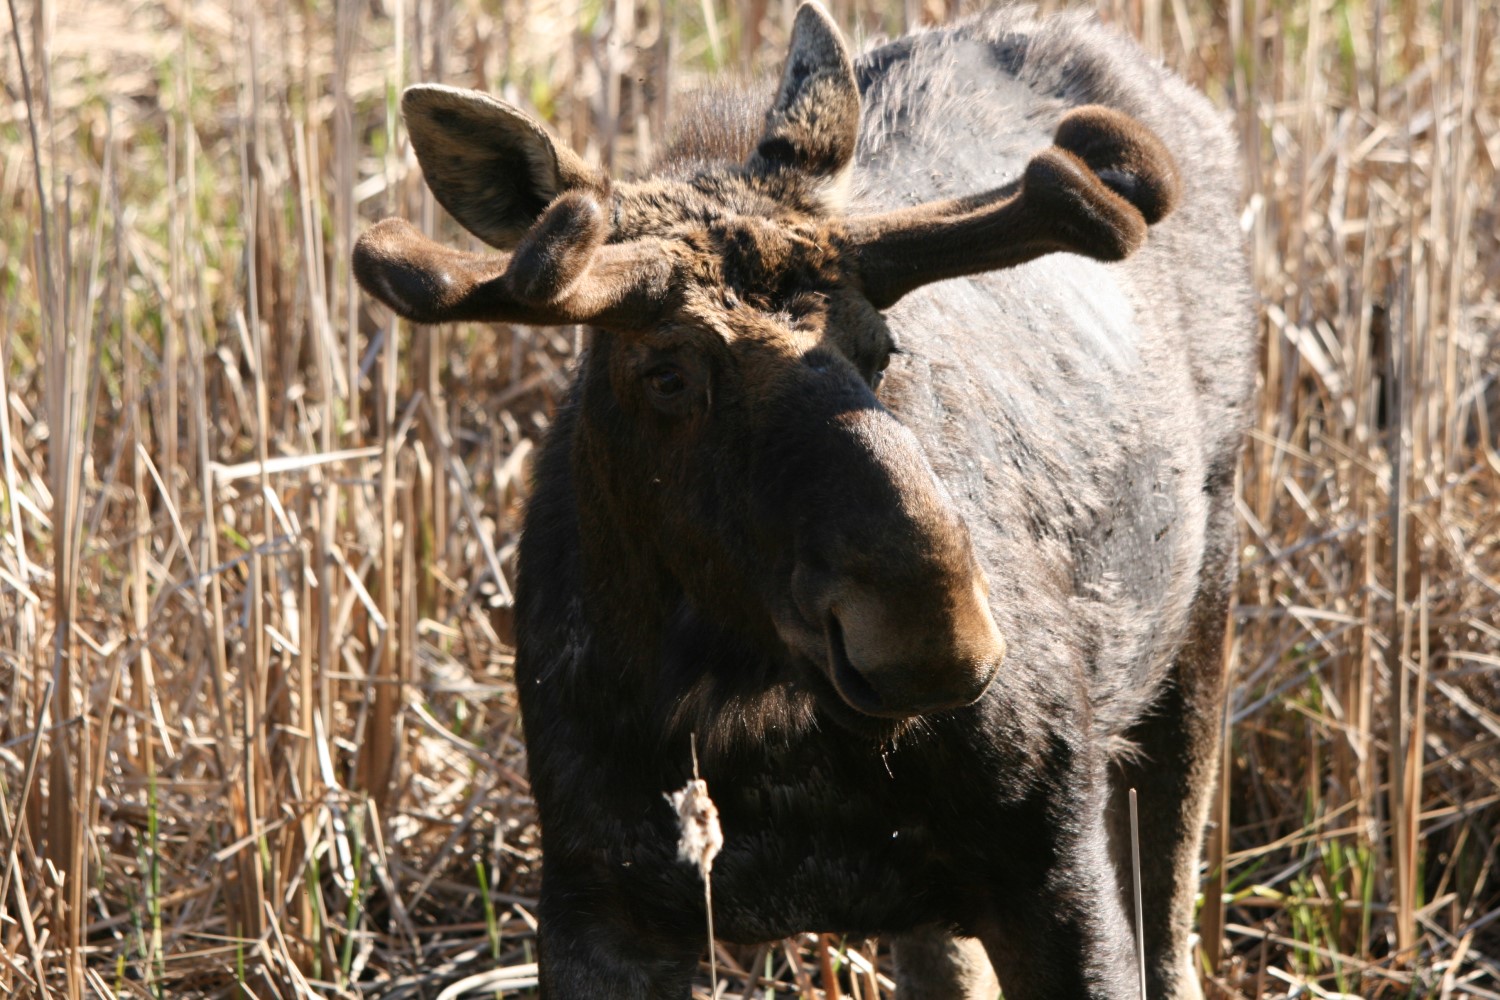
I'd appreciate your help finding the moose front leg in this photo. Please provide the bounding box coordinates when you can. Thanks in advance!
[977,796,1139,1000]
[535,871,702,1000]
[1106,493,1239,1000]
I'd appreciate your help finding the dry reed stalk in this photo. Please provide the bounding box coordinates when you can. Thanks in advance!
[3,5,65,995]
[816,933,844,1000]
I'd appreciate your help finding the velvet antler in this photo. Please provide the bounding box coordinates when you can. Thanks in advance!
[845,105,1181,310]
[352,192,675,330]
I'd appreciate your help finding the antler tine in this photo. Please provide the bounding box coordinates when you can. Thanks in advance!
[845,105,1179,310]
[353,193,675,330]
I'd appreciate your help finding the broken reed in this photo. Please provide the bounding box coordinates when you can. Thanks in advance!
[0,0,1496,996]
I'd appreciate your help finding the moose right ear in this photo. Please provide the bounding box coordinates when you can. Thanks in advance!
[402,85,607,249]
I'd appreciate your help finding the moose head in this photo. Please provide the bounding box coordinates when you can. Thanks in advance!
[353,2,1179,726]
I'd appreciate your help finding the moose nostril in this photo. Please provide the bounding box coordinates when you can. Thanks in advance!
[825,614,885,714]
[817,586,1004,720]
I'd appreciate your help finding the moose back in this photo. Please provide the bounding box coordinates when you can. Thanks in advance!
[354,5,1253,998]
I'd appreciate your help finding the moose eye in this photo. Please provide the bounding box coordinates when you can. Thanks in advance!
[869,348,897,393]
[645,366,686,399]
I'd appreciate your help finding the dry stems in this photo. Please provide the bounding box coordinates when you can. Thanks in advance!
[0,0,1496,996]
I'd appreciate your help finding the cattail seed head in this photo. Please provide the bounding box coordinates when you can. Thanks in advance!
[668,777,723,877]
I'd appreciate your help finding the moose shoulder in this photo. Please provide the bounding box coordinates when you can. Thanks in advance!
[353,5,1253,999]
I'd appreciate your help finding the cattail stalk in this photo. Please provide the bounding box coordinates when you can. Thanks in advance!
[668,735,723,995]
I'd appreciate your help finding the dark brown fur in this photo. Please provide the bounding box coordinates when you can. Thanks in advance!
[352,5,1254,998]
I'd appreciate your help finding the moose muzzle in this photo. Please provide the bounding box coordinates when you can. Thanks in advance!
[775,403,1006,719]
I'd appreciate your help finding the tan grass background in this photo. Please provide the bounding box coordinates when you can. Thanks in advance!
[1,0,1498,995]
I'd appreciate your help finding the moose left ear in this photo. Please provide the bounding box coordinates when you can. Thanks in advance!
[748,1,860,208]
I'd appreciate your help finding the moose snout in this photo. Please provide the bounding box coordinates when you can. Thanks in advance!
[766,382,1007,719]
[816,571,1006,718]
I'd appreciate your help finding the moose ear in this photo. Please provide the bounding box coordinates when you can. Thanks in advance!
[748,2,860,206]
[402,84,607,249]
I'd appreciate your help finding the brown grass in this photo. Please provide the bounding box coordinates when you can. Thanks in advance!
[1,0,1497,996]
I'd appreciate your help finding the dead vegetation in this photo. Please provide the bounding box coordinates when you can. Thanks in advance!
[0,0,1496,996]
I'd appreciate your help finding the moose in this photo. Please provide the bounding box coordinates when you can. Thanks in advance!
[354,4,1253,998]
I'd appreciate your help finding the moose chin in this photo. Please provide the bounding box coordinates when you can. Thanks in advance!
[353,4,1254,997]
